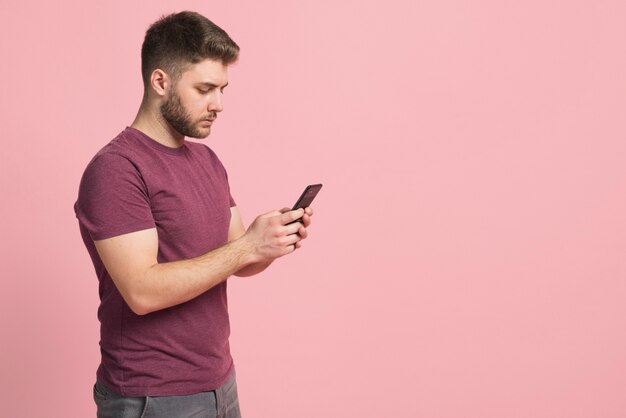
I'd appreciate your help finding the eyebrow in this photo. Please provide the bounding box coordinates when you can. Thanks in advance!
[196,81,229,88]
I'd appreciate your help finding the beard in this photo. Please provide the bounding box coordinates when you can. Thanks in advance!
[160,89,213,139]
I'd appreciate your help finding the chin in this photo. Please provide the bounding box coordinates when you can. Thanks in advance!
[187,128,211,139]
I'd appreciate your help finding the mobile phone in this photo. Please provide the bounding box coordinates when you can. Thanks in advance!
[290,184,323,223]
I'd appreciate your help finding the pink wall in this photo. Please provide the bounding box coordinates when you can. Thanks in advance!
[1,0,625,417]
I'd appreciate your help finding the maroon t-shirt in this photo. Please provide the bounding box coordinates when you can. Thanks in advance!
[75,127,236,396]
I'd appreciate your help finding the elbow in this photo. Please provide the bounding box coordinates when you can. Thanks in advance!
[118,272,161,316]
[124,293,157,316]
[129,303,152,316]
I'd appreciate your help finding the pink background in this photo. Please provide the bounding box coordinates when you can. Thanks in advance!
[1,0,625,417]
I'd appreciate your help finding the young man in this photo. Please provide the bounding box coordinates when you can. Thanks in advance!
[74,11,313,418]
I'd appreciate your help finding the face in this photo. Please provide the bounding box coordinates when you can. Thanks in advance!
[160,59,229,139]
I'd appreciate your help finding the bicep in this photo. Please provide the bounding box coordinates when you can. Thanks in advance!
[94,228,159,306]
[228,206,246,242]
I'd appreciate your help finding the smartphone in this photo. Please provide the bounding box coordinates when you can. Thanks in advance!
[290,184,323,223]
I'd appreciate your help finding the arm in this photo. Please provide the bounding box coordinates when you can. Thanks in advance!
[229,206,313,277]
[94,208,308,315]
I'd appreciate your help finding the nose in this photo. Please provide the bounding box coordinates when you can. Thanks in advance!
[208,90,223,113]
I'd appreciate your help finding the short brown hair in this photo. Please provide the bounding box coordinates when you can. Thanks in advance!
[141,11,239,86]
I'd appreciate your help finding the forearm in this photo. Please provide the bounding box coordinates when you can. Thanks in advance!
[233,260,273,277]
[132,237,255,314]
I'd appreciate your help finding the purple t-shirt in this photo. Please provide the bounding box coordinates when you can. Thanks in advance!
[75,127,236,396]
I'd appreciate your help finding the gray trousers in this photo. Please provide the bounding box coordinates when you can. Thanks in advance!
[93,370,241,418]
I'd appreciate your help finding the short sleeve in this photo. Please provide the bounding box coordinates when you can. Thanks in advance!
[225,169,236,208]
[74,153,155,240]
[220,159,236,207]
[202,144,236,207]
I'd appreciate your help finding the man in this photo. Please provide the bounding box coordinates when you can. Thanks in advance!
[74,11,313,418]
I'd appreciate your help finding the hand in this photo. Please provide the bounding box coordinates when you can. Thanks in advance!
[279,206,314,249]
[242,208,308,262]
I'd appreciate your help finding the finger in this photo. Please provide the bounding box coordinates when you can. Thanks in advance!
[301,213,311,228]
[297,226,308,240]
[284,221,303,235]
[279,207,291,214]
[304,207,314,216]
[282,233,302,247]
[279,243,297,256]
[280,208,304,225]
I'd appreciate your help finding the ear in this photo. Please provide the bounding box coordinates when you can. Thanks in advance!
[149,69,170,97]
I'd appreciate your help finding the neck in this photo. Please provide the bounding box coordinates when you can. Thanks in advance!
[131,100,185,148]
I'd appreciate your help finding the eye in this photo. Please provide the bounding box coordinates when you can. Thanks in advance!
[197,88,210,94]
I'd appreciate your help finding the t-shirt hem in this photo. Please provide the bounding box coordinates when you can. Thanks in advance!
[97,361,235,397]
[85,222,157,241]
